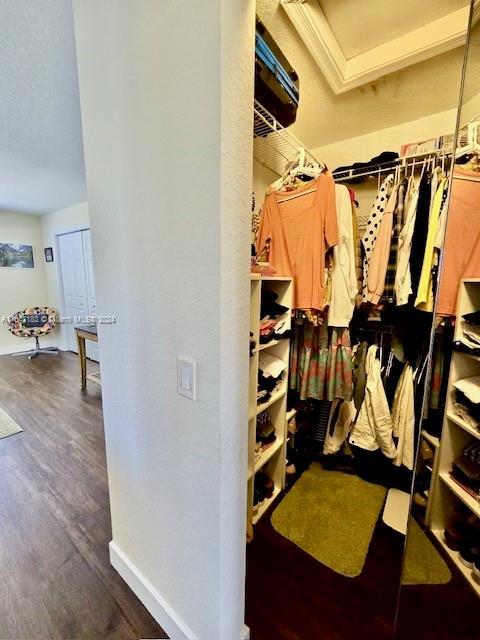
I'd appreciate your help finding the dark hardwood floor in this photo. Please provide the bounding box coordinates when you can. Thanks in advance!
[246,493,404,640]
[0,352,167,640]
[246,486,480,640]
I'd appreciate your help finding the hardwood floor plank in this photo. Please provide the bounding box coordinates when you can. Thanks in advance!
[0,352,166,639]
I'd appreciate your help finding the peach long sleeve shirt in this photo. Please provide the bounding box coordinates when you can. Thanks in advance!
[256,174,338,310]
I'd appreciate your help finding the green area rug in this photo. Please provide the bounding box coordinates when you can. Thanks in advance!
[402,519,451,585]
[0,407,23,440]
[271,463,387,577]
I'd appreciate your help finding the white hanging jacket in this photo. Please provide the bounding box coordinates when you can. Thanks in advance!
[349,345,397,458]
[392,364,415,470]
[395,182,419,306]
[328,185,358,327]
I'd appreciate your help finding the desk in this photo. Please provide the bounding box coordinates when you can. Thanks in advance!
[74,324,100,390]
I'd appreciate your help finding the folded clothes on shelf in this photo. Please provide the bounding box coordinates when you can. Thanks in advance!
[259,352,287,379]
[453,377,480,423]
[259,317,291,344]
[260,289,289,320]
[453,402,480,430]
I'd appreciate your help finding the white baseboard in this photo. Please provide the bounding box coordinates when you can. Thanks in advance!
[240,624,250,639]
[109,541,198,640]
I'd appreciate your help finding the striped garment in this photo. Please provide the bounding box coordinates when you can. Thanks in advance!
[382,178,408,304]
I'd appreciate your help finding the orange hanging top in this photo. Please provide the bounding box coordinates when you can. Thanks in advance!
[256,173,338,310]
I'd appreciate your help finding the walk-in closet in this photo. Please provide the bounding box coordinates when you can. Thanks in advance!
[245,2,480,639]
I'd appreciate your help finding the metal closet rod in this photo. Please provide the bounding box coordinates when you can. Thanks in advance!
[333,150,457,183]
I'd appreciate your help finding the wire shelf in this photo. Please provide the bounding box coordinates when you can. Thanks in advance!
[253,100,319,176]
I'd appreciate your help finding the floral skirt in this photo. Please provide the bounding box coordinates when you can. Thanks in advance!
[289,319,353,401]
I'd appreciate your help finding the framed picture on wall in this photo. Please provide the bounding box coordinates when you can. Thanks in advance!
[0,243,35,269]
[44,247,54,262]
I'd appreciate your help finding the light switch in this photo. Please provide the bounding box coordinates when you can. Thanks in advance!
[177,357,197,400]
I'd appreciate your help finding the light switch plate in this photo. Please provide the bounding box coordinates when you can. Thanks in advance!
[177,357,197,400]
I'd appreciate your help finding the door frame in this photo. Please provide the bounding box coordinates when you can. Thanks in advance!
[55,225,90,352]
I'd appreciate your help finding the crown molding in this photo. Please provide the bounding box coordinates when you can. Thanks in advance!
[281,0,477,95]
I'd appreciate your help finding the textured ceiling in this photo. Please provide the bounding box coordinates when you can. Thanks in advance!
[0,0,86,215]
[257,0,467,149]
[320,0,469,59]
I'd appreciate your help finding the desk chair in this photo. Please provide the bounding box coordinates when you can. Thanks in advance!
[7,307,58,359]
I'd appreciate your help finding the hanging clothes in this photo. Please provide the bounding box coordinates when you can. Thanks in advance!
[349,345,397,459]
[312,399,332,449]
[437,168,480,316]
[323,400,357,455]
[361,174,395,303]
[391,364,415,470]
[328,184,358,326]
[415,178,449,311]
[289,319,353,401]
[352,341,368,411]
[256,174,338,310]
[365,184,399,304]
[394,179,419,306]
[351,203,363,308]
[382,178,409,304]
[409,173,432,303]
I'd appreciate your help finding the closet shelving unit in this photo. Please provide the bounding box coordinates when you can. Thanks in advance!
[253,99,320,176]
[248,274,293,527]
[428,278,480,598]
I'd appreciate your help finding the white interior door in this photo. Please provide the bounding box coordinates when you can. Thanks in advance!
[58,230,99,362]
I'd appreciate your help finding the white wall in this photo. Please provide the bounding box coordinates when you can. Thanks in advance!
[73,2,253,639]
[312,107,458,172]
[41,201,90,350]
[309,107,459,223]
[0,211,51,354]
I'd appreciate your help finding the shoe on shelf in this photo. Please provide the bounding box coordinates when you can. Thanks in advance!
[459,543,480,569]
[255,472,274,499]
[286,460,296,476]
[253,487,265,511]
[473,557,480,580]
[413,492,427,509]
[420,440,434,464]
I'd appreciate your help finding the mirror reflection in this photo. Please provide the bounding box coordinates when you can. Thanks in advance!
[398,5,480,639]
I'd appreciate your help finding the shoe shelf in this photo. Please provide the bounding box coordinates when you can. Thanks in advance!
[258,338,280,351]
[253,386,287,419]
[252,487,281,525]
[428,279,480,598]
[431,530,480,597]
[247,275,293,531]
[421,429,440,449]
[446,412,480,441]
[254,437,284,475]
[455,350,480,363]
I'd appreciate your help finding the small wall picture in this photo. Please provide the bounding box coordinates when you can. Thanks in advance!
[0,243,35,269]
[44,247,54,263]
